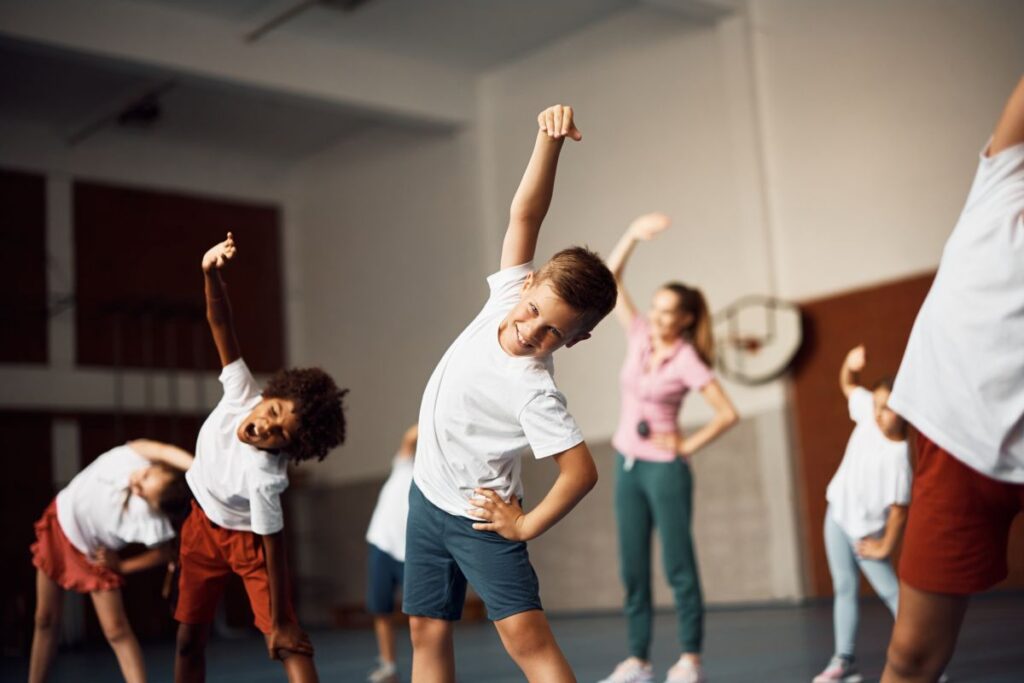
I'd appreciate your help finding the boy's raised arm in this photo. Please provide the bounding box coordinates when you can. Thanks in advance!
[201,232,242,368]
[989,75,1024,157]
[840,345,866,399]
[501,105,583,270]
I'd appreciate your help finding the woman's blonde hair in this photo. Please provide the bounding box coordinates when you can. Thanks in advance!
[662,282,714,367]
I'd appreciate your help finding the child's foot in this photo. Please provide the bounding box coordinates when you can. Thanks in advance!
[812,655,862,683]
[598,657,655,683]
[368,658,398,683]
[665,656,706,683]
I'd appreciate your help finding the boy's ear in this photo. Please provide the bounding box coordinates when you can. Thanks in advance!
[564,331,592,348]
[519,271,536,295]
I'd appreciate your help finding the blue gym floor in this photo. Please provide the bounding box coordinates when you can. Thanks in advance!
[5,593,1022,682]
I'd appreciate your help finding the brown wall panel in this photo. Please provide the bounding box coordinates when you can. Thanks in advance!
[0,168,47,364]
[790,272,1024,597]
[74,181,285,373]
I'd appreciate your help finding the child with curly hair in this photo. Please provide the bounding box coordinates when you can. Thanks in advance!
[174,232,348,683]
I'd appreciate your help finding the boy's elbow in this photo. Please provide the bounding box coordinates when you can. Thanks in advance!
[581,460,599,492]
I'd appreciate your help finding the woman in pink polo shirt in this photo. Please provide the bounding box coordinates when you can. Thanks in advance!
[598,213,739,683]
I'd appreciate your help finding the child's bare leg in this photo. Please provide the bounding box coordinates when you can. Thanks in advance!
[374,615,397,664]
[28,569,63,683]
[409,616,455,683]
[882,582,968,682]
[270,644,319,683]
[90,589,146,683]
[174,622,210,683]
[493,610,574,683]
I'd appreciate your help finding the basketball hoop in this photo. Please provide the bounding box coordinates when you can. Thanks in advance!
[714,295,803,385]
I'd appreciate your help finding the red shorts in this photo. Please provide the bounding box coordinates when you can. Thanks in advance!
[30,500,124,593]
[900,431,1024,594]
[174,501,296,634]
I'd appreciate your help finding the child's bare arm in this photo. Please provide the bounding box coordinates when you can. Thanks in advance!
[990,75,1024,156]
[261,531,313,660]
[398,423,418,457]
[469,441,598,542]
[201,232,242,368]
[94,544,173,574]
[606,213,671,329]
[501,105,582,270]
[856,504,908,560]
[127,439,194,471]
[840,345,866,399]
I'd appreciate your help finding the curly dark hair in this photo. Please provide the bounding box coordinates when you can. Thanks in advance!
[154,464,192,528]
[263,367,348,464]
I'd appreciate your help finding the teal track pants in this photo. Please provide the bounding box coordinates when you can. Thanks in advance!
[615,452,703,658]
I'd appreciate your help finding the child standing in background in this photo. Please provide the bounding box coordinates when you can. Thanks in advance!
[174,233,348,683]
[813,346,910,683]
[366,424,418,683]
[29,440,192,683]
[403,104,618,683]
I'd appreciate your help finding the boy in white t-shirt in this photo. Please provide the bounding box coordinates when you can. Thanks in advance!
[365,424,417,683]
[174,233,348,683]
[813,346,911,683]
[403,105,618,683]
[882,76,1024,682]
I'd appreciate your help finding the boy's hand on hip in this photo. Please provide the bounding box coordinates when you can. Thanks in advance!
[267,623,314,660]
[469,488,531,541]
[537,104,582,141]
[202,232,237,272]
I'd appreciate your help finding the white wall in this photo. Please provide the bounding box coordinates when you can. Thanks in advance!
[749,0,1024,300]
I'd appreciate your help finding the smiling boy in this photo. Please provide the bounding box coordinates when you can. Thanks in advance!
[404,105,618,683]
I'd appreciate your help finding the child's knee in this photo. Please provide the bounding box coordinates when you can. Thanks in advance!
[101,617,132,644]
[409,616,449,649]
[832,573,857,597]
[886,630,937,678]
[34,608,60,632]
[176,624,207,659]
[497,616,554,661]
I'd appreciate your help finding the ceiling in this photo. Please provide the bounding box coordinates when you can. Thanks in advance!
[130,0,637,70]
[0,39,372,162]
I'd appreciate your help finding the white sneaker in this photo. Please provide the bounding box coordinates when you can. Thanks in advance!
[665,657,706,683]
[368,658,398,683]
[812,655,862,683]
[598,657,655,683]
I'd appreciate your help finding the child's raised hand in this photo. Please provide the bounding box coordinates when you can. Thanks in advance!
[267,623,314,661]
[628,212,671,241]
[537,104,582,141]
[469,489,530,541]
[845,345,867,373]
[202,232,237,273]
[92,547,122,573]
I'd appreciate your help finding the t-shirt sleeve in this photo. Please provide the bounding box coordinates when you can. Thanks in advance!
[848,387,874,424]
[219,358,262,406]
[249,474,288,536]
[963,139,1024,213]
[892,446,912,506]
[678,345,714,390]
[518,390,585,459]
[484,262,533,313]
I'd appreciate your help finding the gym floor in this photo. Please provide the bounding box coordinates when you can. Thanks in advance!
[5,593,1022,682]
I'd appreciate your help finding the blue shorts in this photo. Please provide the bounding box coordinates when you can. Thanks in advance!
[402,482,542,621]
[366,544,404,615]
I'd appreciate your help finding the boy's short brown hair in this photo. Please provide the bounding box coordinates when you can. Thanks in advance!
[534,246,617,332]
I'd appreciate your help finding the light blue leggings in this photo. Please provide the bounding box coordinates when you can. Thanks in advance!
[823,507,900,658]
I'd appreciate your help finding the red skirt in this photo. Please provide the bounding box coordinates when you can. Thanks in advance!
[30,500,124,593]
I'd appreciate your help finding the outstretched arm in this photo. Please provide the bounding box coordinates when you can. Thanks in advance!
[501,105,583,270]
[840,345,866,399]
[261,531,313,660]
[606,212,671,329]
[127,439,194,471]
[468,441,598,542]
[201,232,241,368]
[989,75,1024,157]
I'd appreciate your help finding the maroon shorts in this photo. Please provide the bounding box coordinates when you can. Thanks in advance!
[900,432,1024,594]
[174,501,296,634]
[30,500,124,593]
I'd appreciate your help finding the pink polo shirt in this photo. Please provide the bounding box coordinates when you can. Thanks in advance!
[611,316,714,462]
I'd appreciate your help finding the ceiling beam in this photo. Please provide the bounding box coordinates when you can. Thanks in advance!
[0,0,473,127]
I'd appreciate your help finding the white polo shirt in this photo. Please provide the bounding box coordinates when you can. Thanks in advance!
[186,359,289,535]
[890,141,1024,483]
[413,262,585,519]
[366,454,414,561]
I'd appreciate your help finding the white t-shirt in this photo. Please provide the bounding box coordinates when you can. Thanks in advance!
[413,262,585,519]
[55,445,176,555]
[366,454,414,561]
[826,388,912,539]
[890,141,1024,483]
[186,359,289,535]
